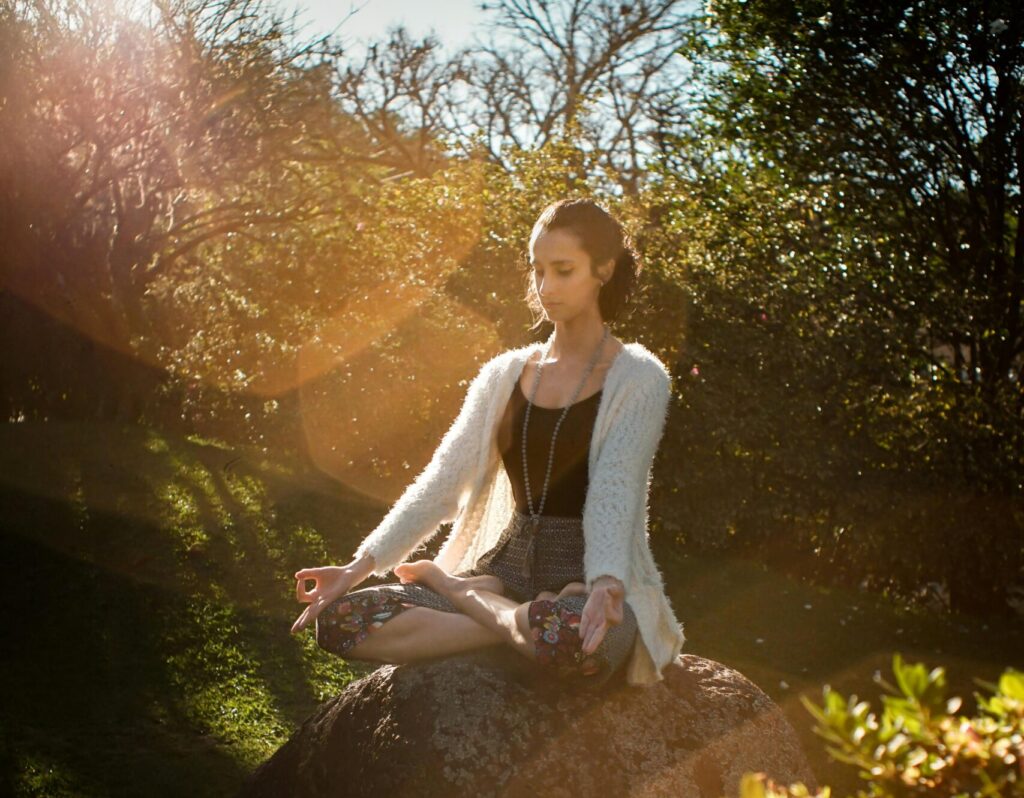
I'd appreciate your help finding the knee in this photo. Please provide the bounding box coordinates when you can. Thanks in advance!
[313,592,408,664]
[313,597,348,654]
[525,599,599,674]
[525,596,637,677]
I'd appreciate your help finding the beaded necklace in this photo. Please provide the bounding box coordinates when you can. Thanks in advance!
[521,324,610,537]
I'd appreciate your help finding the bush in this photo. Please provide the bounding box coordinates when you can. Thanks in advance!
[733,654,1024,797]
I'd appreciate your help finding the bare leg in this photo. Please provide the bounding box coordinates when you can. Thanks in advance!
[554,581,588,600]
[395,560,538,660]
[344,605,506,664]
[341,566,510,664]
[397,567,506,597]
[392,567,591,662]
[534,582,588,601]
[343,570,593,665]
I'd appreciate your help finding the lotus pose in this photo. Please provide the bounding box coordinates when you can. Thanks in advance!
[292,198,685,688]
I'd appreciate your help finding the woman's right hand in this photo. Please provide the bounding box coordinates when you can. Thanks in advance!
[291,565,358,634]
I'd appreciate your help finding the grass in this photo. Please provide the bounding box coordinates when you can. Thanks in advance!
[0,419,380,797]
[0,418,1019,796]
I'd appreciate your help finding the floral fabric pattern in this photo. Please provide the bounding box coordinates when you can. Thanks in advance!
[316,590,416,657]
[527,599,605,679]
[315,512,637,687]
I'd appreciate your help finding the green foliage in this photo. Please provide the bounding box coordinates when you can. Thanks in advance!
[684,0,1024,491]
[733,655,1024,797]
[0,419,362,796]
[738,773,833,798]
[3,0,1023,794]
[652,0,1024,614]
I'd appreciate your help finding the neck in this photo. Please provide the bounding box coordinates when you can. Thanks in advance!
[543,314,608,364]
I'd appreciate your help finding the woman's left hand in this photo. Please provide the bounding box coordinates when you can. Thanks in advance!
[579,578,625,655]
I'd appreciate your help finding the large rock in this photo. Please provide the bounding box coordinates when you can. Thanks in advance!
[237,649,817,798]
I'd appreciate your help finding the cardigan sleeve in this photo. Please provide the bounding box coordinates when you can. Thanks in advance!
[351,355,500,577]
[582,362,672,592]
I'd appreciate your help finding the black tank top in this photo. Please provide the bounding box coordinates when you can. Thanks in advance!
[497,377,602,518]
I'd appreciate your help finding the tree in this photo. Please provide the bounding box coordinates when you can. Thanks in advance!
[691,0,1023,486]
[331,0,699,195]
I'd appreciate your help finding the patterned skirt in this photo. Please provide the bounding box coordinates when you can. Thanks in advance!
[316,508,638,687]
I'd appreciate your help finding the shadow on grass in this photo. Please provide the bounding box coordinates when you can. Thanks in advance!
[0,519,250,797]
[0,420,375,797]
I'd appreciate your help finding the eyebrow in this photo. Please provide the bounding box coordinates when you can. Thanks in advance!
[530,258,575,266]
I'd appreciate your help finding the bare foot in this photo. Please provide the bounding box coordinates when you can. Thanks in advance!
[557,581,588,600]
[534,582,588,602]
[395,560,505,597]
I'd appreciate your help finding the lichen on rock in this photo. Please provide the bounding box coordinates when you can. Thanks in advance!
[236,650,817,798]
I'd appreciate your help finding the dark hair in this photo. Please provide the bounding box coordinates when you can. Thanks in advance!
[521,198,641,332]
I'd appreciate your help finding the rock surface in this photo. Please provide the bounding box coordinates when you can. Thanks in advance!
[237,649,818,798]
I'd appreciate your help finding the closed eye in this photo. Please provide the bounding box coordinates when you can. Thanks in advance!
[535,269,573,276]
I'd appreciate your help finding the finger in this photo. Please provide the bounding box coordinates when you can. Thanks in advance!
[579,595,599,641]
[294,597,328,632]
[305,596,327,625]
[296,577,315,603]
[582,619,606,655]
[603,593,624,625]
[291,606,311,634]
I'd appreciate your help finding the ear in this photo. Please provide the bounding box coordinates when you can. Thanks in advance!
[598,257,616,285]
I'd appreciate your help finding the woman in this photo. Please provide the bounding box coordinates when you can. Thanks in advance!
[291,198,685,688]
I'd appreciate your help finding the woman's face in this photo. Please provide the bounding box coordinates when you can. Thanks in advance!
[529,228,608,322]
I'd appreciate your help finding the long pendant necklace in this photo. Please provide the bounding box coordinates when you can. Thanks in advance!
[519,324,609,581]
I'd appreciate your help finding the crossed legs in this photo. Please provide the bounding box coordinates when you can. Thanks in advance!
[342,561,586,665]
[397,561,536,659]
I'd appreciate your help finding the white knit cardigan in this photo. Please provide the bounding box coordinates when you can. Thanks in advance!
[352,334,686,686]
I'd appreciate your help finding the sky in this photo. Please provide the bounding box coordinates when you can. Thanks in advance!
[272,0,492,54]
